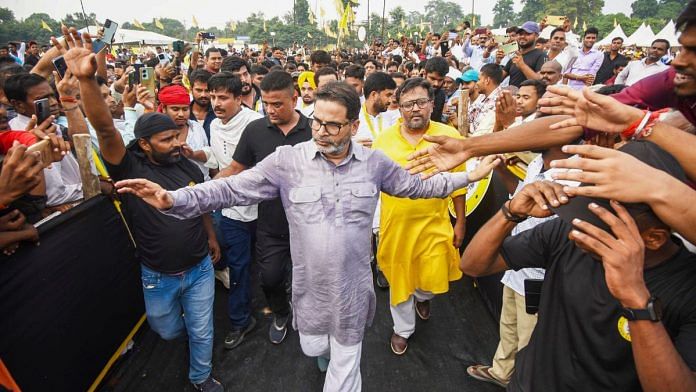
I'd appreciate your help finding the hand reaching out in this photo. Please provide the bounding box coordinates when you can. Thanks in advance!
[115,179,174,210]
[468,155,502,182]
[405,134,470,179]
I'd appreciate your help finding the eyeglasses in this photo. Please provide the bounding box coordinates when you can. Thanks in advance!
[400,98,432,111]
[310,118,353,136]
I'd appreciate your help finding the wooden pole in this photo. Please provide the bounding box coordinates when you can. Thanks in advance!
[72,134,101,200]
[457,87,470,136]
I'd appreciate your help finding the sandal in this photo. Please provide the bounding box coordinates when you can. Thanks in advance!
[466,364,508,388]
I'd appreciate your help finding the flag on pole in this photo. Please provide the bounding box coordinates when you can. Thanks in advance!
[155,18,164,30]
[133,19,145,29]
[338,4,350,33]
[230,21,237,31]
[263,19,267,32]
[582,21,587,31]
[192,16,199,28]
[573,17,578,29]
[307,32,313,38]
[41,20,52,32]
[400,18,406,29]
[309,9,316,25]
[613,17,617,27]
[472,15,476,27]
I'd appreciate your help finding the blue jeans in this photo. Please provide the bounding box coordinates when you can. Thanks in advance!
[218,216,253,330]
[141,256,215,385]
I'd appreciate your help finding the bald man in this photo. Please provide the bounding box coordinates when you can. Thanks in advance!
[539,61,562,85]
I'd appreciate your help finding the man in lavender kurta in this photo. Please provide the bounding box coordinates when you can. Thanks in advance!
[563,27,604,89]
[115,82,498,392]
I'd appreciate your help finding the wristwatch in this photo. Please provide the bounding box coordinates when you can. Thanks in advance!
[622,296,663,322]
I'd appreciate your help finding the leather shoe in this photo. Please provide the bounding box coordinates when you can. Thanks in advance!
[390,333,408,355]
[415,300,431,320]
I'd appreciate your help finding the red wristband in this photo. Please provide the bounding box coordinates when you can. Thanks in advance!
[60,96,77,103]
[621,111,648,140]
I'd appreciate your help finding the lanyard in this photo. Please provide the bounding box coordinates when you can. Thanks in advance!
[362,104,383,138]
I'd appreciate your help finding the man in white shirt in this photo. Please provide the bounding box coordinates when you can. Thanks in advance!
[354,72,397,147]
[615,39,670,86]
[468,63,504,136]
[206,72,264,350]
[295,71,316,118]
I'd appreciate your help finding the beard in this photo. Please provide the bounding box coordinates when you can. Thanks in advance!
[405,115,429,131]
[241,82,252,96]
[518,40,534,50]
[150,147,182,165]
[194,97,210,107]
[313,134,351,155]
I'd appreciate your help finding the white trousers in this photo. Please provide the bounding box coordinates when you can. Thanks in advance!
[390,289,435,339]
[299,333,362,392]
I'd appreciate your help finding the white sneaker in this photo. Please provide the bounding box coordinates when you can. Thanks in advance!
[215,268,230,289]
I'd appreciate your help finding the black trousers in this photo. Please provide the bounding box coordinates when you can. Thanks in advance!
[256,230,292,317]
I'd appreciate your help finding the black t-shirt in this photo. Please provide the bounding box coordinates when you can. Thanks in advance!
[502,218,696,392]
[431,89,447,122]
[232,113,312,236]
[595,52,629,85]
[504,48,546,87]
[105,150,208,273]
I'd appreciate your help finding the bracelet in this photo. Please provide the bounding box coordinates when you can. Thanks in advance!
[621,110,649,140]
[60,96,77,103]
[635,109,669,140]
[501,200,527,223]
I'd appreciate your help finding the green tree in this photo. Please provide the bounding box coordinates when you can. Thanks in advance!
[518,0,545,23]
[656,1,685,20]
[423,0,465,32]
[543,0,605,29]
[293,0,311,26]
[493,0,516,27]
[631,0,659,19]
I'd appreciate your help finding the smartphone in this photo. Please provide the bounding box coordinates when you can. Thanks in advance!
[200,32,216,40]
[33,98,51,125]
[546,15,566,26]
[140,67,156,98]
[157,53,169,65]
[102,19,119,44]
[26,139,52,168]
[172,40,184,53]
[52,56,68,79]
[92,39,107,54]
[501,41,519,56]
[493,34,508,44]
[128,71,137,87]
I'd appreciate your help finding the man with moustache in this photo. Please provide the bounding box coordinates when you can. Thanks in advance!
[296,71,316,118]
[503,22,546,88]
[564,27,604,89]
[539,60,563,85]
[615,39,670,86]
[205,72,264,349]
[189,70,217,141]
[115,81,496,391]
[594,37,627,85]
[67,44,223,391]
[221,56,263,113]
[354,72,397,147]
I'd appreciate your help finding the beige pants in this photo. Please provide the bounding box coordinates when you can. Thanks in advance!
[488,285,538,383]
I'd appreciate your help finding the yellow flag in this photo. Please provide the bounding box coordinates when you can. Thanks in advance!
[472,15,476,27]
[41,20,52,32]
[339,4,350,32]
[309,10,315,25]
[263,20,267,32]
[319,6,326,18]
[133,19,145,29]
[582,21,587,31]
[230,21,237,32]
[573,16,578,29]
[307,32,313,38]
[613,17,617,27]
[192,16,199,28]
[155,18,164,30]
[400,18,406,29]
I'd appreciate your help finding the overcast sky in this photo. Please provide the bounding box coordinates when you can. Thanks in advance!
[6,0,635,29]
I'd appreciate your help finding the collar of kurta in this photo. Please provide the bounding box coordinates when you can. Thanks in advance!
[304,139,368,163]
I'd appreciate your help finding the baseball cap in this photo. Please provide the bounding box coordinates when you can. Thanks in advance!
[457,69,479,83]
[518,21,540,34]
[552,141,686,232]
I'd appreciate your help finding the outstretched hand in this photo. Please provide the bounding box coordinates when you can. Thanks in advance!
[114,179,174,210]
[52,26,97,80]
[405,134,469,179]
[468,155,501,182]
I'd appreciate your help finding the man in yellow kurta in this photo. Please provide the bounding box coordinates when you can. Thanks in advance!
[373,77,467,356]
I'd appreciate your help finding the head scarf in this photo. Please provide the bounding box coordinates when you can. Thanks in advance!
[157,84,191,113]
[297,71,316,89]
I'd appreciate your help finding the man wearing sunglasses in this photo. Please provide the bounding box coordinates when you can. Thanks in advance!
[115,81,499,392]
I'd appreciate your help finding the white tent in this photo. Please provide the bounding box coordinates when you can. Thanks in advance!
[595,24,628,47]
[624,23,656,47]
[654,20,682,47]
[78,26,181,46]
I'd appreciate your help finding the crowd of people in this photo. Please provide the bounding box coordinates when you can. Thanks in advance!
[1,1,696,391]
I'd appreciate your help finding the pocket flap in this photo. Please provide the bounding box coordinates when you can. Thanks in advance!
[350,183,377,198]
[289,186,322,203]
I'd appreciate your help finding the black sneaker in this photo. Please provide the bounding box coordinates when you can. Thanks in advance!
[376,268,389,289]
[193,376,224,392]
[224,316,256,350]
[269,314,289,344]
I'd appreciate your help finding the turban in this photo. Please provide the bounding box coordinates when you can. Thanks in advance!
[157,85,191,113]
[297,71,316,90]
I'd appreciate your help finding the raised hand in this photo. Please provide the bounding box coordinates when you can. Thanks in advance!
[52,26,97,80]
[508,180,570,218]
[495,90,516,131]
[405,134,469,179]
[541,85,644,134]
[54,69,80,99]
[114,178,174,210]
[469,155,502,182]
[136,86,155,111]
